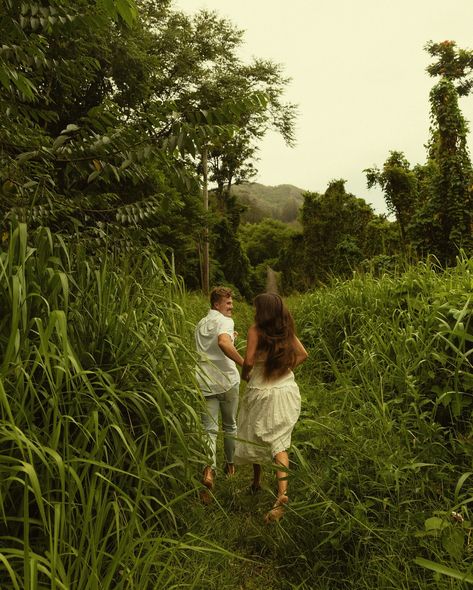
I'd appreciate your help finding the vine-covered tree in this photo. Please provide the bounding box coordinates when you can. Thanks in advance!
[365,151,418,253]
[278,180,394,290]
[410,41,473,263]
[298,180,376,283]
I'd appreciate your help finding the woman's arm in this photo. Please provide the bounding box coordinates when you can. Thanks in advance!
[293,335,308,368]
[242,325,259,381]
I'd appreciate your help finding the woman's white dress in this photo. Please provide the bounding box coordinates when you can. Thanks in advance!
[234,362,301,464]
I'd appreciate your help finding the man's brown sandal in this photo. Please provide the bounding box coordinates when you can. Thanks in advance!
[264,494,288,523]
[202,466,215,490]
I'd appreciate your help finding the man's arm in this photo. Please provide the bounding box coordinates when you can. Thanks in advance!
[218,333,244,367]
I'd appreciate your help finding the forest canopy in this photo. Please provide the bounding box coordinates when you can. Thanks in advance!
[1,3,472,294]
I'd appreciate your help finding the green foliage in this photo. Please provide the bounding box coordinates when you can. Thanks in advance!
[365,41,473,269]
[365,150,418,251]
[411,77,473,263]
[2,225,472,589]
[280,179,396,290]
[158,263,473,589]
[409,42,473,264]
[363,215,402,259]
[0,0,296,292]
[302,181,376,279]
[296,257,473,425]
[275,259,473,588]
[0,223,213,588]
[0,0,196,241]
[212,217,252,299]
[239,218,297,266]
[238,218,297,293]
[426,39,473,96]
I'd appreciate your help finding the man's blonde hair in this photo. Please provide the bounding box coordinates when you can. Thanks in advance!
[210,286,233,308]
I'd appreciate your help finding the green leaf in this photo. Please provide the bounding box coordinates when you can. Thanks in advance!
[87,170,101,183]
[115,0,138,26]
[424,516,448,531]
[414,557,473,583]
[52,135,69,149]
[63,123,80,133]
[454,472,473,504]
[0,68,11,90]
[442,528,464,560]
[16,150,39,163]
[12,73,36,99]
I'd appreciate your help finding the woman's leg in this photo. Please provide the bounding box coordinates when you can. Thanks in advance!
[264,450,289,523]
[252,463,262,490]
[274,450,289,497]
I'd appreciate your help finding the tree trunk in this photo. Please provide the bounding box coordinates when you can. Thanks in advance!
[202,146,209,295]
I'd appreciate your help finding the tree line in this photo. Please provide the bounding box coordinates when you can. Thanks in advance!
[0,0,295,292]
[241,40,473,293]
[1,2,472,296]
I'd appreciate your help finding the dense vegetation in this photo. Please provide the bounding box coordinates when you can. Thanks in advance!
[1,226,472,588]
[0,224,216,587]
[0,0,295,295]
[1,0,473,588]
[288,257,473,588]
[178,258,473,589]
[2,3,472,297]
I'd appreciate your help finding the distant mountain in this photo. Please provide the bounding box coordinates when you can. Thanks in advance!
[230,183,306,223]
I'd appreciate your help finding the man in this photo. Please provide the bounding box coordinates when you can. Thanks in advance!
[195,286,244,493]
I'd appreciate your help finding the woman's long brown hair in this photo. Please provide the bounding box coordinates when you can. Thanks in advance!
[254,293,297,380]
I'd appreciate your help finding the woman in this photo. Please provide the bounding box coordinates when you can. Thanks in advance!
[234,292,308,522]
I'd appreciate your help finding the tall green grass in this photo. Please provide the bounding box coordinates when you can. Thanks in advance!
[3,226,472,589]
[156,262,472,589]
[278,257,473,589]
[0,224,219,589]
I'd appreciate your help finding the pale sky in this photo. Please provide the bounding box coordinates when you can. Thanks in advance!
[174,0,473,215]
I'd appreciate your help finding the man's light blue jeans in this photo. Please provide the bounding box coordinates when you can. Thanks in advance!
[201,384,239,470]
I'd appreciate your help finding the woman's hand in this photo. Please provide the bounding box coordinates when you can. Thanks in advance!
[242,362,253,382]
[241,325,258,381]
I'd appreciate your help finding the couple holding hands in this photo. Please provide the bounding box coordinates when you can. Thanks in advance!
[195,286,308,522]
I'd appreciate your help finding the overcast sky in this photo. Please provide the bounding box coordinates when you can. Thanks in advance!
[174,0,473,215]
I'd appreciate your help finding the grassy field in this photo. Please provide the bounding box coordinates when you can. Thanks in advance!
[179,258,473,589]
[0,224,472,588]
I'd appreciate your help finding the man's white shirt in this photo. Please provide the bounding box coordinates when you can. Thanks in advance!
[195,309,240,395]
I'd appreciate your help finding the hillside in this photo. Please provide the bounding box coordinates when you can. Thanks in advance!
[230,182,306,223]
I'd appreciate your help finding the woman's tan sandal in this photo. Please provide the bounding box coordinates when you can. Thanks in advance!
[264,494,288,523]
